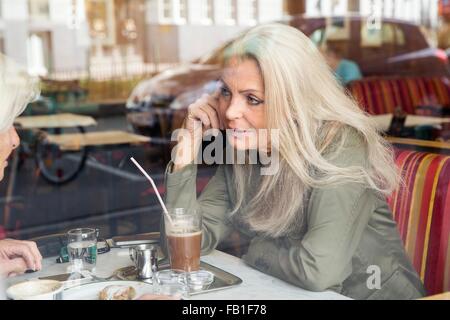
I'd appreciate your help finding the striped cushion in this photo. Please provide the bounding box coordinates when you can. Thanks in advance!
[348,77,450,115]
[388,149,450,295]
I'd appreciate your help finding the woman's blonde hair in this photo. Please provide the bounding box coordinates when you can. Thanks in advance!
[224,23,399,237]
[0,53,40,132]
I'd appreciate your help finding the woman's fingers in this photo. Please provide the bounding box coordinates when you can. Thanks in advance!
[173,92,222,171]
[207,92,225,130]
[23,241,42,270]
[187,94,222,131]
[9,242,38,271]
[4,240,42,271]
[189,106,211,128]
[8,258,27,276]
[0,257,28,277]
[199,105,220,131]
[188,95,218,129]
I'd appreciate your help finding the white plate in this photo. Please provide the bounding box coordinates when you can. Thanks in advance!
[63,280,155,300]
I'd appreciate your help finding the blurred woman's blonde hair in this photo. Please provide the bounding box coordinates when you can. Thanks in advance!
[0,53,40,132]
[224,23,399,237]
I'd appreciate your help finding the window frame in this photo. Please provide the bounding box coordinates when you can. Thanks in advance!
[28,0,50,20]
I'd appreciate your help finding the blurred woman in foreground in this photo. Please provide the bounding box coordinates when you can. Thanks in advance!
[0,53,42,278]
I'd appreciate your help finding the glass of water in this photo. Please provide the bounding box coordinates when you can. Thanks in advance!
[67,228,97,272]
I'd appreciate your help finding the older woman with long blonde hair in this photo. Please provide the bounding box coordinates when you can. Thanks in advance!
[161,24,426,299]
[0,54,42,278]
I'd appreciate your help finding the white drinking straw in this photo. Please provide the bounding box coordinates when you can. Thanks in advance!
[130,157,173,225]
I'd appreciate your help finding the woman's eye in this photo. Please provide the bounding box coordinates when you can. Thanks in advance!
[247,96,262,106]
[220,87,231,97]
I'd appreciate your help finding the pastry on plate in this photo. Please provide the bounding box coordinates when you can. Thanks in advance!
[98,285,136,300]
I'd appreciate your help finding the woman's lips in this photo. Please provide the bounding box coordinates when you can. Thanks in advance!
[230,128,254,139]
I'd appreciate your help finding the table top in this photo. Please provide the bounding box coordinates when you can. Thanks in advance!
[386,136,450,151]
[14,113,97,129]
[44,130,150,150]
[371,113,450,132]
[420,292,450,300]
[5,248,349,300]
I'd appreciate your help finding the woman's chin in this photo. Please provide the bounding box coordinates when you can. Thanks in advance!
[230,142,254,152]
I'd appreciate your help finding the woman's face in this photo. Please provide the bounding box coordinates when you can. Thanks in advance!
[0,126,20,181]
[218,58,268,151]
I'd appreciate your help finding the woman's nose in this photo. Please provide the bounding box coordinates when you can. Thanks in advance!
[10,127,20,149]
[225,99,245,121]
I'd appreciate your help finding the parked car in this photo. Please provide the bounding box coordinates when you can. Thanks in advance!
[126,15,450,140]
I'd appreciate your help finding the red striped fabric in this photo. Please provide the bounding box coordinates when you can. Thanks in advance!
[388,148,450,295]
[398,78,415,114]
[348,76,450,115]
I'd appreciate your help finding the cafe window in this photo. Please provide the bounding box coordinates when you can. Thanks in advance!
[361,21,406,47]
[359,21,408,61]
[394,25,406,46]
[379,23,406,46]
[240,0,258,25]
[307,0,349,16]
[223,0,236,25]
[201,0,214,24]
[381,23,395,44]
[161,0,173,20]
[309,17,351,48]
[179,0,187,20]
[325,17,350,40]
[164,0,186,24]
[250,0,258,21]
[361,21,384,48]
[86,0,116,46]
[309,28,326,46]
[27,32,51,76]
[28,0,49,19]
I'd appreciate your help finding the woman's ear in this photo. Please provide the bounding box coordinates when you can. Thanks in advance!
[10,127,20,149]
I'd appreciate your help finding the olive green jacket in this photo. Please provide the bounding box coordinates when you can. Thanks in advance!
[161,142,426,300]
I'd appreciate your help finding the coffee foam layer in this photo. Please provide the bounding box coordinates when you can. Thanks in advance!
[167,230,202,237]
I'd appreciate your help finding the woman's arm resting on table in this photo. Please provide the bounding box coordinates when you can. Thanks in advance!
[161,162,233,255]
[242,184,374,292]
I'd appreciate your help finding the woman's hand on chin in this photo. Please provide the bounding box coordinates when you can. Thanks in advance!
[173,91,223,172]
